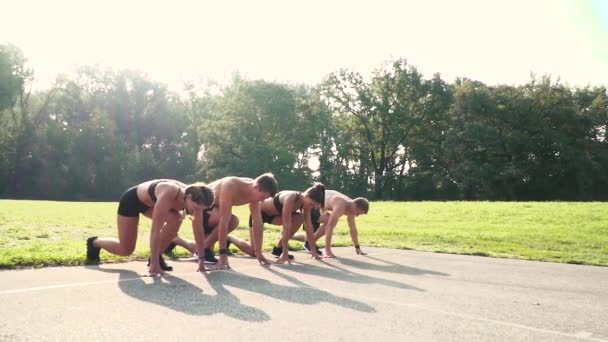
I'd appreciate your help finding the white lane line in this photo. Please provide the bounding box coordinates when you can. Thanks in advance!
[0,278,142,295]
[2,252,606,342]
[0,258,306,295]
[0,250,394,295]
[5,269,597,341]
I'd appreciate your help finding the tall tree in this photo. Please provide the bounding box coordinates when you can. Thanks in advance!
[401,75,454,200]
[573,86,608,199]
[319,59,447,199]
[0,44,65,197]
[196,76,318,189]
[0,44,25,111]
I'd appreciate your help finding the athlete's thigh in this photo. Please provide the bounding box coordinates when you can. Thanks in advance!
[117,215,139,249]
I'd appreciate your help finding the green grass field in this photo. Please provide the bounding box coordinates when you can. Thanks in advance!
[0,200,607,268]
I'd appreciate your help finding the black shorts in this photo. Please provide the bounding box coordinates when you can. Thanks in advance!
[248,211,275,227]
[202,207,215,235]
[117,186,150,217]
[310,208,321,231]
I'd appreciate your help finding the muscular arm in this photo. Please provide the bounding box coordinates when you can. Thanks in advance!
[324,207,344,257]
[302,207,320,259]
[190,209,205,266]
[217,197,232,247]
[149,184,178,273]
[347,215,364,253]
[215,186,234,268]
[277,194,296,263]
[249,200,269,265]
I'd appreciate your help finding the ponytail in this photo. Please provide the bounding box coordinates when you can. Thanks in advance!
[306,182,325,211]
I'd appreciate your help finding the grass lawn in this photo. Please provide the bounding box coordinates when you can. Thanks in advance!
[0,200,607,268]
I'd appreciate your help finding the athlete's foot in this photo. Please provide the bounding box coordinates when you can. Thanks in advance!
[271,246,294,260]
[86,236,101,264]
[163,242,177,257]
[159,255,173,271]
[204,250,218,264]
[304,241,323,256]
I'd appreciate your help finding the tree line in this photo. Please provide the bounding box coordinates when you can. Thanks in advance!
[1,43,607,201]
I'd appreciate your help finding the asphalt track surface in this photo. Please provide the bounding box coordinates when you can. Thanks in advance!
[0,247,607,342]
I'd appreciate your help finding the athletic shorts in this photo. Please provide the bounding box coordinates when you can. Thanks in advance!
[202,207,215,235]
[248,211,275,227]
[117,186,150,217]
[310,208,321,231]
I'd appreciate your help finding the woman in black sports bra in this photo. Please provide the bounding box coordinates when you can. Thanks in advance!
[229,183,325,263]
[86,179,214,276]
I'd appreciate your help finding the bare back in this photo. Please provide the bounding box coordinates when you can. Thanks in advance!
[136,179,187,210]
[208,176,258,208]
[324,190,352,213]
[260,190,302,216]
[209,175,270,266]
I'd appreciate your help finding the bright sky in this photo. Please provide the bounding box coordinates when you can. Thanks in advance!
[1,0,607,90]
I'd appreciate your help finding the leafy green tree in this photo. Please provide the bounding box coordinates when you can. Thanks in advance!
[400,75,455,200]
[0,44,66,198]
[442,76,606,200]
[3,43,608,201]
[319,59,448,199]
[516,77,594,199]
[573,86,608,199]
[442,79,519,199]
[62,67,198,193]
[0,43,25,111]
[196,76,318,190]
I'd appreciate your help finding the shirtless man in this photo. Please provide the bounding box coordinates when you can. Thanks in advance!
[170,173,278,269]
[292,190,369,258]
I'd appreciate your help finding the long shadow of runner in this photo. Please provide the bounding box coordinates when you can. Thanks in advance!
[206,270,375,313]
[336,255,449,276]
[264,267,378,312]
[282,261,425,291]
[90,267,269,322]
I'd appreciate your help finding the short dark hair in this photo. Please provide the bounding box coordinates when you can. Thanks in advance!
[353,197,369,214]
[255,173,278,196]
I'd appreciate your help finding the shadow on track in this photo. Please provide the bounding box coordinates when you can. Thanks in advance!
[89,267,270,322]
[207,269,376,313]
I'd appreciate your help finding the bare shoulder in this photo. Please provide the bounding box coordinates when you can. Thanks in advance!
[208,176,232,191]
[325,190,351,209]
[155,180,182,197]
[137,179,181,191]
[211,176,252,188]
[208,177,229,201]
[236,176,255,185]
[210,176,251,203]
[136,179,181,205]
[282,190,302,205]
[282,190,300,199]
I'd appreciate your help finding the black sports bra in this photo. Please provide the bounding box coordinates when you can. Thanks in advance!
[148,180,181,202]
[273,192,302,213]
